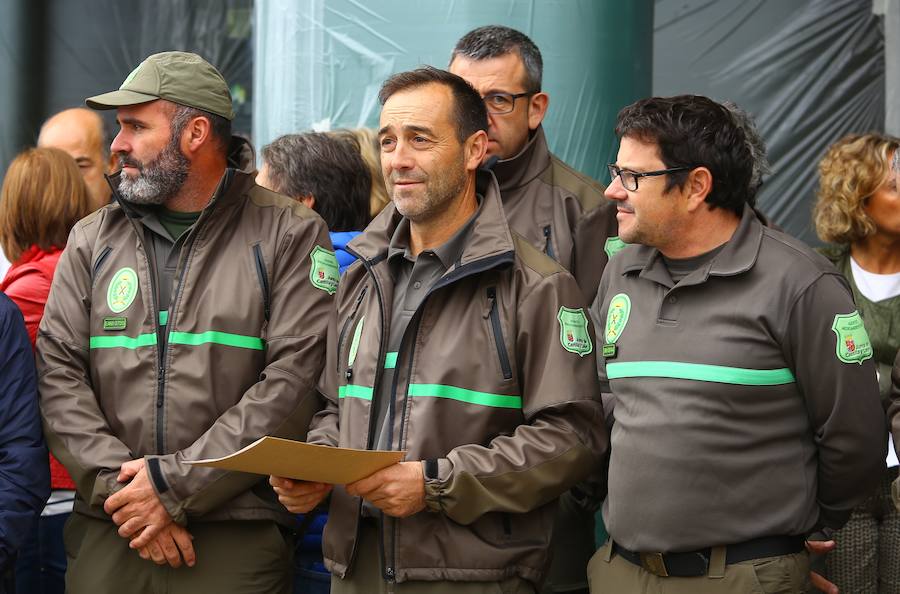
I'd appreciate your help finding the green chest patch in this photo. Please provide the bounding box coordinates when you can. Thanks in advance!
[348,316,364,366]
[107,267,139,313]
[557,306,593,357]
[605,293,631,344]
[310,246,340,295]
[831,311,873,364]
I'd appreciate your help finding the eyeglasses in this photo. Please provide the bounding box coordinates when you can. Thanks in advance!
[607,164,692,191]
[482,92,532,114]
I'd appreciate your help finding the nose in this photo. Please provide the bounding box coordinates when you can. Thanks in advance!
[605,174,627,201]
[385,140,415,172]
[110,129,129,156]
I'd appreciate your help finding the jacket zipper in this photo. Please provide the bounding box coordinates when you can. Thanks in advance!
[337,286,368,374]
[543,225,555,259]
[91,246,113,282]
[485,287,512,380]
[252,244,270,322]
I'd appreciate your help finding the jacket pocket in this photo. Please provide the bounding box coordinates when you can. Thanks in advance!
[486,287,513,380]
[543,225,555,260]
[337,285,368,373]
[91,246,113,286]
[252,244,270,322]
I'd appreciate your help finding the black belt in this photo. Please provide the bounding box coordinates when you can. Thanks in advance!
[613,535,806,577]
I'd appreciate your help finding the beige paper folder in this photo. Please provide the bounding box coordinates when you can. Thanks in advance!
[185,436,404,484]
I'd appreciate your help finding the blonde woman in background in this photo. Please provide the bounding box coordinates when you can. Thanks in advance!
[328,128,390,219]
[814,132,900,594]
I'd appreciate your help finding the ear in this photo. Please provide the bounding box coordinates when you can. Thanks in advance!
[527,92,549,130]
[301,195,316,210]
[180,116,213,155]
[464,130,489,172]
[683,166,714,213]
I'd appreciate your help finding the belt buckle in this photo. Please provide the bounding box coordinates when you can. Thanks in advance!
[639,552,669,577]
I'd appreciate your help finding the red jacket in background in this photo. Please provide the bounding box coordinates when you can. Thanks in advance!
[1,245,76,490]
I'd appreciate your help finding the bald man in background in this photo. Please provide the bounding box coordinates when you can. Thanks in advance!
[38,108,115,210]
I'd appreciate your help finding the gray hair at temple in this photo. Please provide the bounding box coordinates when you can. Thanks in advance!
[722,101,770,205]
[894,143,900,172]
[450,25,543,93]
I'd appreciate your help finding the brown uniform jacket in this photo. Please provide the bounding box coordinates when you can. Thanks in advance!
[36,166,334,527]
[307,171,607,585]
[489,126,619,303]
[592,205,885,551]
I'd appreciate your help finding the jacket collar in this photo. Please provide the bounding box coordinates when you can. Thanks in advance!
[487,125,552,192]
[348,169,516,274]
[618,203,762,288]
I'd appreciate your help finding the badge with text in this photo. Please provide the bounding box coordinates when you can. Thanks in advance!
[603,293,631,358]
[309,246,340,295]
[557,307,593,357]
[348,316,364,367]
[604,236,627,259]
[107,267,138,313]
[103,317,127,331]
[831,311,873,365]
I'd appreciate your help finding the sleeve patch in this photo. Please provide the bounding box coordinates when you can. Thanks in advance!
[558,306,593,357]
[831,310,873,364]
[309,246,340,295]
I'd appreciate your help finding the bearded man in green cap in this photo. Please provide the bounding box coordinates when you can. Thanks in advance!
[36,51,336,593]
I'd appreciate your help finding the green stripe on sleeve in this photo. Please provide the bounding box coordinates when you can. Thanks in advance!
[606,361,795,385]
[90,333,158,349]
[384,352,398,369]
[407,384,522,409]
[338,385,374,400]
[169,331,264,350]
[158,310,168,326]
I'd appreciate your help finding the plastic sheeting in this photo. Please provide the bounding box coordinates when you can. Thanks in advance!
[253,0,652,181]
[0,0,254,180]
[654,0,886,244]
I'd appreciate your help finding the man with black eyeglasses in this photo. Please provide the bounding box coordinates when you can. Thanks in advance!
[449,25,618,306]
[588,94,884,593]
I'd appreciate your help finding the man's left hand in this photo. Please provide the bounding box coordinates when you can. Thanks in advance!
[345,461,426,518]
[104,460,173,548]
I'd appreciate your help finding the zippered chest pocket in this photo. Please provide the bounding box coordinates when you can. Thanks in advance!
[486,287,513,380]
[337,286,368,376]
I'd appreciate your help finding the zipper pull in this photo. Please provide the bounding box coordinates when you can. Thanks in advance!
[484,287,496,319]
[345,367,353,382]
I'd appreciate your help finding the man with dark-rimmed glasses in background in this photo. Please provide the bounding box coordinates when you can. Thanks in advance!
[449,28,618,594]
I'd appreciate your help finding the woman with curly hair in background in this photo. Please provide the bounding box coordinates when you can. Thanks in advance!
[814,132,900,593]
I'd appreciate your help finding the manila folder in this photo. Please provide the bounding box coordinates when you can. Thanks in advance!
[185,436,404,484]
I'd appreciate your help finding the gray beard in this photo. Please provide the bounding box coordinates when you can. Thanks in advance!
[117,139,189,205]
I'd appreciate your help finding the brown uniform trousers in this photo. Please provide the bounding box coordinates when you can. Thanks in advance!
[331,520,536,594]
[64,513,293,594]
[587,539,810,594]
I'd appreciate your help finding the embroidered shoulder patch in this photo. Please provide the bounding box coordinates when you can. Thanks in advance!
[557,307,593,357]
[604,236,627,259]
[107,267,138,313]
[348,316,364,367]
[831,311,873,365]
[309,246,340,295]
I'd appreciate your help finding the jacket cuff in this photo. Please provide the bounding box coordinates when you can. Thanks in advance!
[143,455,187,525]
[422,458,453,513]
[93,469,126,507]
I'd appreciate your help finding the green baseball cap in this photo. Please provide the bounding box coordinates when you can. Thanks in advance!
[86,51,234,120]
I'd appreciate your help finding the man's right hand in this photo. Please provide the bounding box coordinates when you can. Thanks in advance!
[136,523,196,568]
[269,476,332,513]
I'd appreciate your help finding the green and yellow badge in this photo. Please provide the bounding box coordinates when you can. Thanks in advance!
[348,316,364,366]
[309,246,340,295]
[604,236,627,259]
[603,293,631,358]
[557,306,593,357]
[107,267,138,313]
[831,311,873,365]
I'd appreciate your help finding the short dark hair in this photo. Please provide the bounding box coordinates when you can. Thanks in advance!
[261,132,370,232]
[450,25,543,93]
[722,101,770,205]
[378,66,487,143]
[168,102,232,156]
[615,95,753,215]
